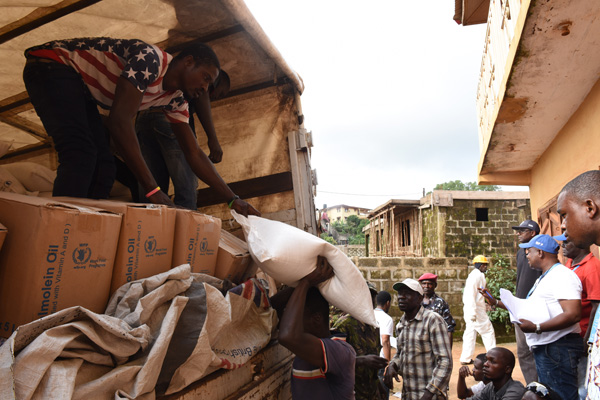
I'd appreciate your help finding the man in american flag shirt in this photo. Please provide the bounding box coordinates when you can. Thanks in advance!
[23,37,259,216]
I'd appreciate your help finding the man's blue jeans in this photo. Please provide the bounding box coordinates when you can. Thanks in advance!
[135,111,198,209]
[532,333,583,400]
[23,60,115,198]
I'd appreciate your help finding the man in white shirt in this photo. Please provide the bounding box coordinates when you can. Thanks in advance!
[374,290,394,397]
[374,291,394,361]
[481,234,582,400]
[460,255,496,365]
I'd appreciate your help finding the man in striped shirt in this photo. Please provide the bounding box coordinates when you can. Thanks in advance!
[384,278,452,400]
[23,37,258,216]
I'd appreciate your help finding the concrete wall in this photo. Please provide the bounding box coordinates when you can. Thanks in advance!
[529,78,600,215]
[422,198,530,260]
[336,244,366,257]
[352,256,515,341]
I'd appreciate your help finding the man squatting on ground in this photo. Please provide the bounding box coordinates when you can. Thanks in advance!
[457,353,489,399]
[481,234,582,400]
[467,347,525,400]
[384,278,452,400]
[23,37,259,216]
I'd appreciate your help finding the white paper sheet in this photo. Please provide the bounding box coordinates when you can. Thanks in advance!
[499,288,550,324]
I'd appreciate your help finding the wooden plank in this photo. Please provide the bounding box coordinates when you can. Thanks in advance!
[0,114,47,140]
[159,25,245,53]
[0,0,102,45]
[0,141,53,163]
[196,171,293,208]
[391,207,395,256]
[0,91,32,115]
[287,129,317,234]
[161,341,293,400]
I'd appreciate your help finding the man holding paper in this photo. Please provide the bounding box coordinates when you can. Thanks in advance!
[480,234,582,400]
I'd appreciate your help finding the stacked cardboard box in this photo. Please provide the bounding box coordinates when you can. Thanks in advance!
[172,209,221,275]
[0,223,6,252]
[0,193,122,338]
[54,198,176,294]
[214,229,253,283]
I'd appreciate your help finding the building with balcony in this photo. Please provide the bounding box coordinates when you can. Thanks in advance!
[474,0,600,235]
[364,190,529,259]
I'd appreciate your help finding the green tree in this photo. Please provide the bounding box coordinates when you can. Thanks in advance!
[320,233,337,245]
[330,216,369,245]
[485,254,516,333]
[433,180,500,191]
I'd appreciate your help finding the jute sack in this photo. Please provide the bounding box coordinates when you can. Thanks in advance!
[231,211,377,326]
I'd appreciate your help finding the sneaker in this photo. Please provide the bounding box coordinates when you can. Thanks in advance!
[460,360,473,365]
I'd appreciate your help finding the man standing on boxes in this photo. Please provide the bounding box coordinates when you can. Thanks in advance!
[23,37,259,216]
[460,255,496,365]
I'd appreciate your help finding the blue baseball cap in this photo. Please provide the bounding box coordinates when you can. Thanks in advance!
[519,234,560,254]
[553,233,567,241]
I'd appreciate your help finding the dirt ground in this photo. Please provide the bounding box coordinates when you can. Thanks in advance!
[389,341,524,399]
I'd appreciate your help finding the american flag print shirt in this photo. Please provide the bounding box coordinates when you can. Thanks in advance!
[26,37,190,124]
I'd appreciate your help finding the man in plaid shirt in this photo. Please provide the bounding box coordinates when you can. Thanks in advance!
[384,278,452,400]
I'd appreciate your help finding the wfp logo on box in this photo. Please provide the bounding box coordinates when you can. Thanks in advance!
[144,237,157,253]
[199,239,208,252]
[72,244,91,265]
[198,238,214,256]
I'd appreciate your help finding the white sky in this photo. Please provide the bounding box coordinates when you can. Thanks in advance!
[244,1,521,210]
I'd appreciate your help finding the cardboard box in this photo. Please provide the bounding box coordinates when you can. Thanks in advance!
[172,209,221,275]
[0,192,122,338]
[0,222,6,253]
[55,198,176,294]
[214,229,251,283]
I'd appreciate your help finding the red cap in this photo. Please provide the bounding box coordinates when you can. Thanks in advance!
[418,273,438,281]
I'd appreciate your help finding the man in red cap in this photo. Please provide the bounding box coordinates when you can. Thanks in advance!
[418,273,456,347]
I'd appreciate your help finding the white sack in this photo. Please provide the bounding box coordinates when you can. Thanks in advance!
[2,162,55,192]
[0,265,275,399]
[231,211,377,326]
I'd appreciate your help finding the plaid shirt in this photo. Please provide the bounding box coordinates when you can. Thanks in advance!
[391,306,452,400]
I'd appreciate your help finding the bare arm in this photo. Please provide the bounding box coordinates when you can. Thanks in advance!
[457,366,473,399]
[519,299,581,333]
[106,78,174,205]
[356,355,388,369]
[170,122,260,216]
[381,334,391,361]
[585,301,599,342]
[478,288,507,310]
[192,92,222,163]
[278,257,334,368]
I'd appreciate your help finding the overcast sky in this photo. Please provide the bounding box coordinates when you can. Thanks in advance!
[245,1,511,210]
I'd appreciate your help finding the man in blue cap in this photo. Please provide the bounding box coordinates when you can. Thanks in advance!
[480,234,582,400]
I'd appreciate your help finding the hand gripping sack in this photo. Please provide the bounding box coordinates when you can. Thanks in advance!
[232,211,377,326]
